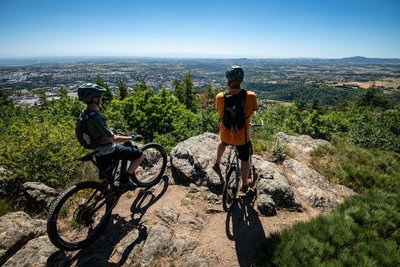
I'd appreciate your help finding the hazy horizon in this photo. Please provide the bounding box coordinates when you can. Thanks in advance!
[1,0,399,59]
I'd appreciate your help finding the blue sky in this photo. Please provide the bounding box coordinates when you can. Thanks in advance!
[0,0,399,58]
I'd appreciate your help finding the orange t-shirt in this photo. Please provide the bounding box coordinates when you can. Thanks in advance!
[216,90,257,146]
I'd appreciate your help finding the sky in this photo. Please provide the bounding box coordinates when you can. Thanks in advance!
[0,0,399,58]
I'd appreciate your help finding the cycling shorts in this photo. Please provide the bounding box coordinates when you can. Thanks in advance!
[223,142,252,161]
[96,144,143,179]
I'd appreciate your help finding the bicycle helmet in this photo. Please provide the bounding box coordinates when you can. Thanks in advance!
[77,83,107,104]
[225,65,244,82]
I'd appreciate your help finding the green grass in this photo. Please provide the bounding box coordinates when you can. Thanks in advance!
[310,143,400,192]
[259,188,400,267]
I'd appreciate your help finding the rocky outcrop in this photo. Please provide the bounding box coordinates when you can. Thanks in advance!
[170,132,355,216]
[0,211,47,265]
[1,132,356,266]
[275,132,331,163]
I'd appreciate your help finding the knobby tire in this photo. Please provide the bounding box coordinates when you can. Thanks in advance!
[222,167,237,212]
[47,181,112,251]
[132,143,167,187]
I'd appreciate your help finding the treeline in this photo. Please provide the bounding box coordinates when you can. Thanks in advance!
[244,81,400,106]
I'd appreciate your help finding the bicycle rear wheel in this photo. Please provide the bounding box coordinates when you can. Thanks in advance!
[222,166,239,212]
[133,143,167,187]
[47,181,113,251]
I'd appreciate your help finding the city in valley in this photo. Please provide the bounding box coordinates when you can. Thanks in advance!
[1,57,400,106]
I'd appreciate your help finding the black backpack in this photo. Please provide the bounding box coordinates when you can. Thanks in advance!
[75,111,97,149]
[222,89,247,131]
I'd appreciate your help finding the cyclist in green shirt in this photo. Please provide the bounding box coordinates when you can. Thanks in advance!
[77,83,144,189]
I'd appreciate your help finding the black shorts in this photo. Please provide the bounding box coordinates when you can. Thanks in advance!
[223,142,252,161]
[96,144,143,179]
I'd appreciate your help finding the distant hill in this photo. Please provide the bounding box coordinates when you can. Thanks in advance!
[0,56,399,67]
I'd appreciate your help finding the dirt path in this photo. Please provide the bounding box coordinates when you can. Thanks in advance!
[68,177,321,266]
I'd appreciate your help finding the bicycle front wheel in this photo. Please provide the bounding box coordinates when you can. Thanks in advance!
[47,181,112,251]
[222,166,239,212]
[133,143,167,187]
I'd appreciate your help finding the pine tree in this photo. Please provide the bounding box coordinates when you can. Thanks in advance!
[118,80,128,100]
[295,93,307,110]
[172,79,184,104]
[95,76,113,106]
[182,73,198,112]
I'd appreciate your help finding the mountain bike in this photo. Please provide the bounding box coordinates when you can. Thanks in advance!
[222,121,263,212]
[47,142,167,251]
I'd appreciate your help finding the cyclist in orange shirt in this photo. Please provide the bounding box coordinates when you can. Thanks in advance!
[213,66,258,190]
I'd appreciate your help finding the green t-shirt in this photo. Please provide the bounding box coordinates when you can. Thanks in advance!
[83,109,114,148]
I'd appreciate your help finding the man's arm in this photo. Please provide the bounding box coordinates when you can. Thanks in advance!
[110,135,133,143]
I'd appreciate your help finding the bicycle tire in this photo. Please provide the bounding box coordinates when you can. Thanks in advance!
[47,181,112,251]
[132,143,167,187]
[222,166,237,212]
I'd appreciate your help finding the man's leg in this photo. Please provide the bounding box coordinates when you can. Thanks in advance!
[240,160,250,184]
[127,153,145,175]
[214,141,226,166]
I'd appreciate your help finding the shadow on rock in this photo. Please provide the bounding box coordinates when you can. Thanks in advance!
[225,191,266,267]
[60,176,170,266]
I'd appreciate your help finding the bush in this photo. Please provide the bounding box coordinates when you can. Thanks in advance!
[349,110,400,153]
[0,99,85,194]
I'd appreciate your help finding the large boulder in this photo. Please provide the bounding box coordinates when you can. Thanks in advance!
[170,132,226,192]
[0,211,47,265]
[2,236,69,267]
[282,158,356,210]
[22,182,59,211]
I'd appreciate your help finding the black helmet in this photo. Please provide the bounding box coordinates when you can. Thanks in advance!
[225,65,244,81]
[77,83,107,104]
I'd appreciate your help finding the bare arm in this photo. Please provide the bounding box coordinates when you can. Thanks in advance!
[110,135,134,143]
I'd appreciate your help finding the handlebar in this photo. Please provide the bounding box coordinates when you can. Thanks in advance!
[250,119,264,127]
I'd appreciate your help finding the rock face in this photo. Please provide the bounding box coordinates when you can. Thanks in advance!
[170,132,355,216]
[0,211,47,265]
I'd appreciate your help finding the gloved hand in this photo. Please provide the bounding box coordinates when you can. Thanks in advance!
[131,134,143,142]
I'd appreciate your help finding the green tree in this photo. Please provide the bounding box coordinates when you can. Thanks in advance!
[357,86,389,109]
[134,77,147,93]
[59,86,68,98]
[295,93,307,110]
[95,76,113,106]
[183,73,198,112]
[172,79,184,104]
[35,88,48,108]
[118,80,128,100]
[0,87,12,106]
